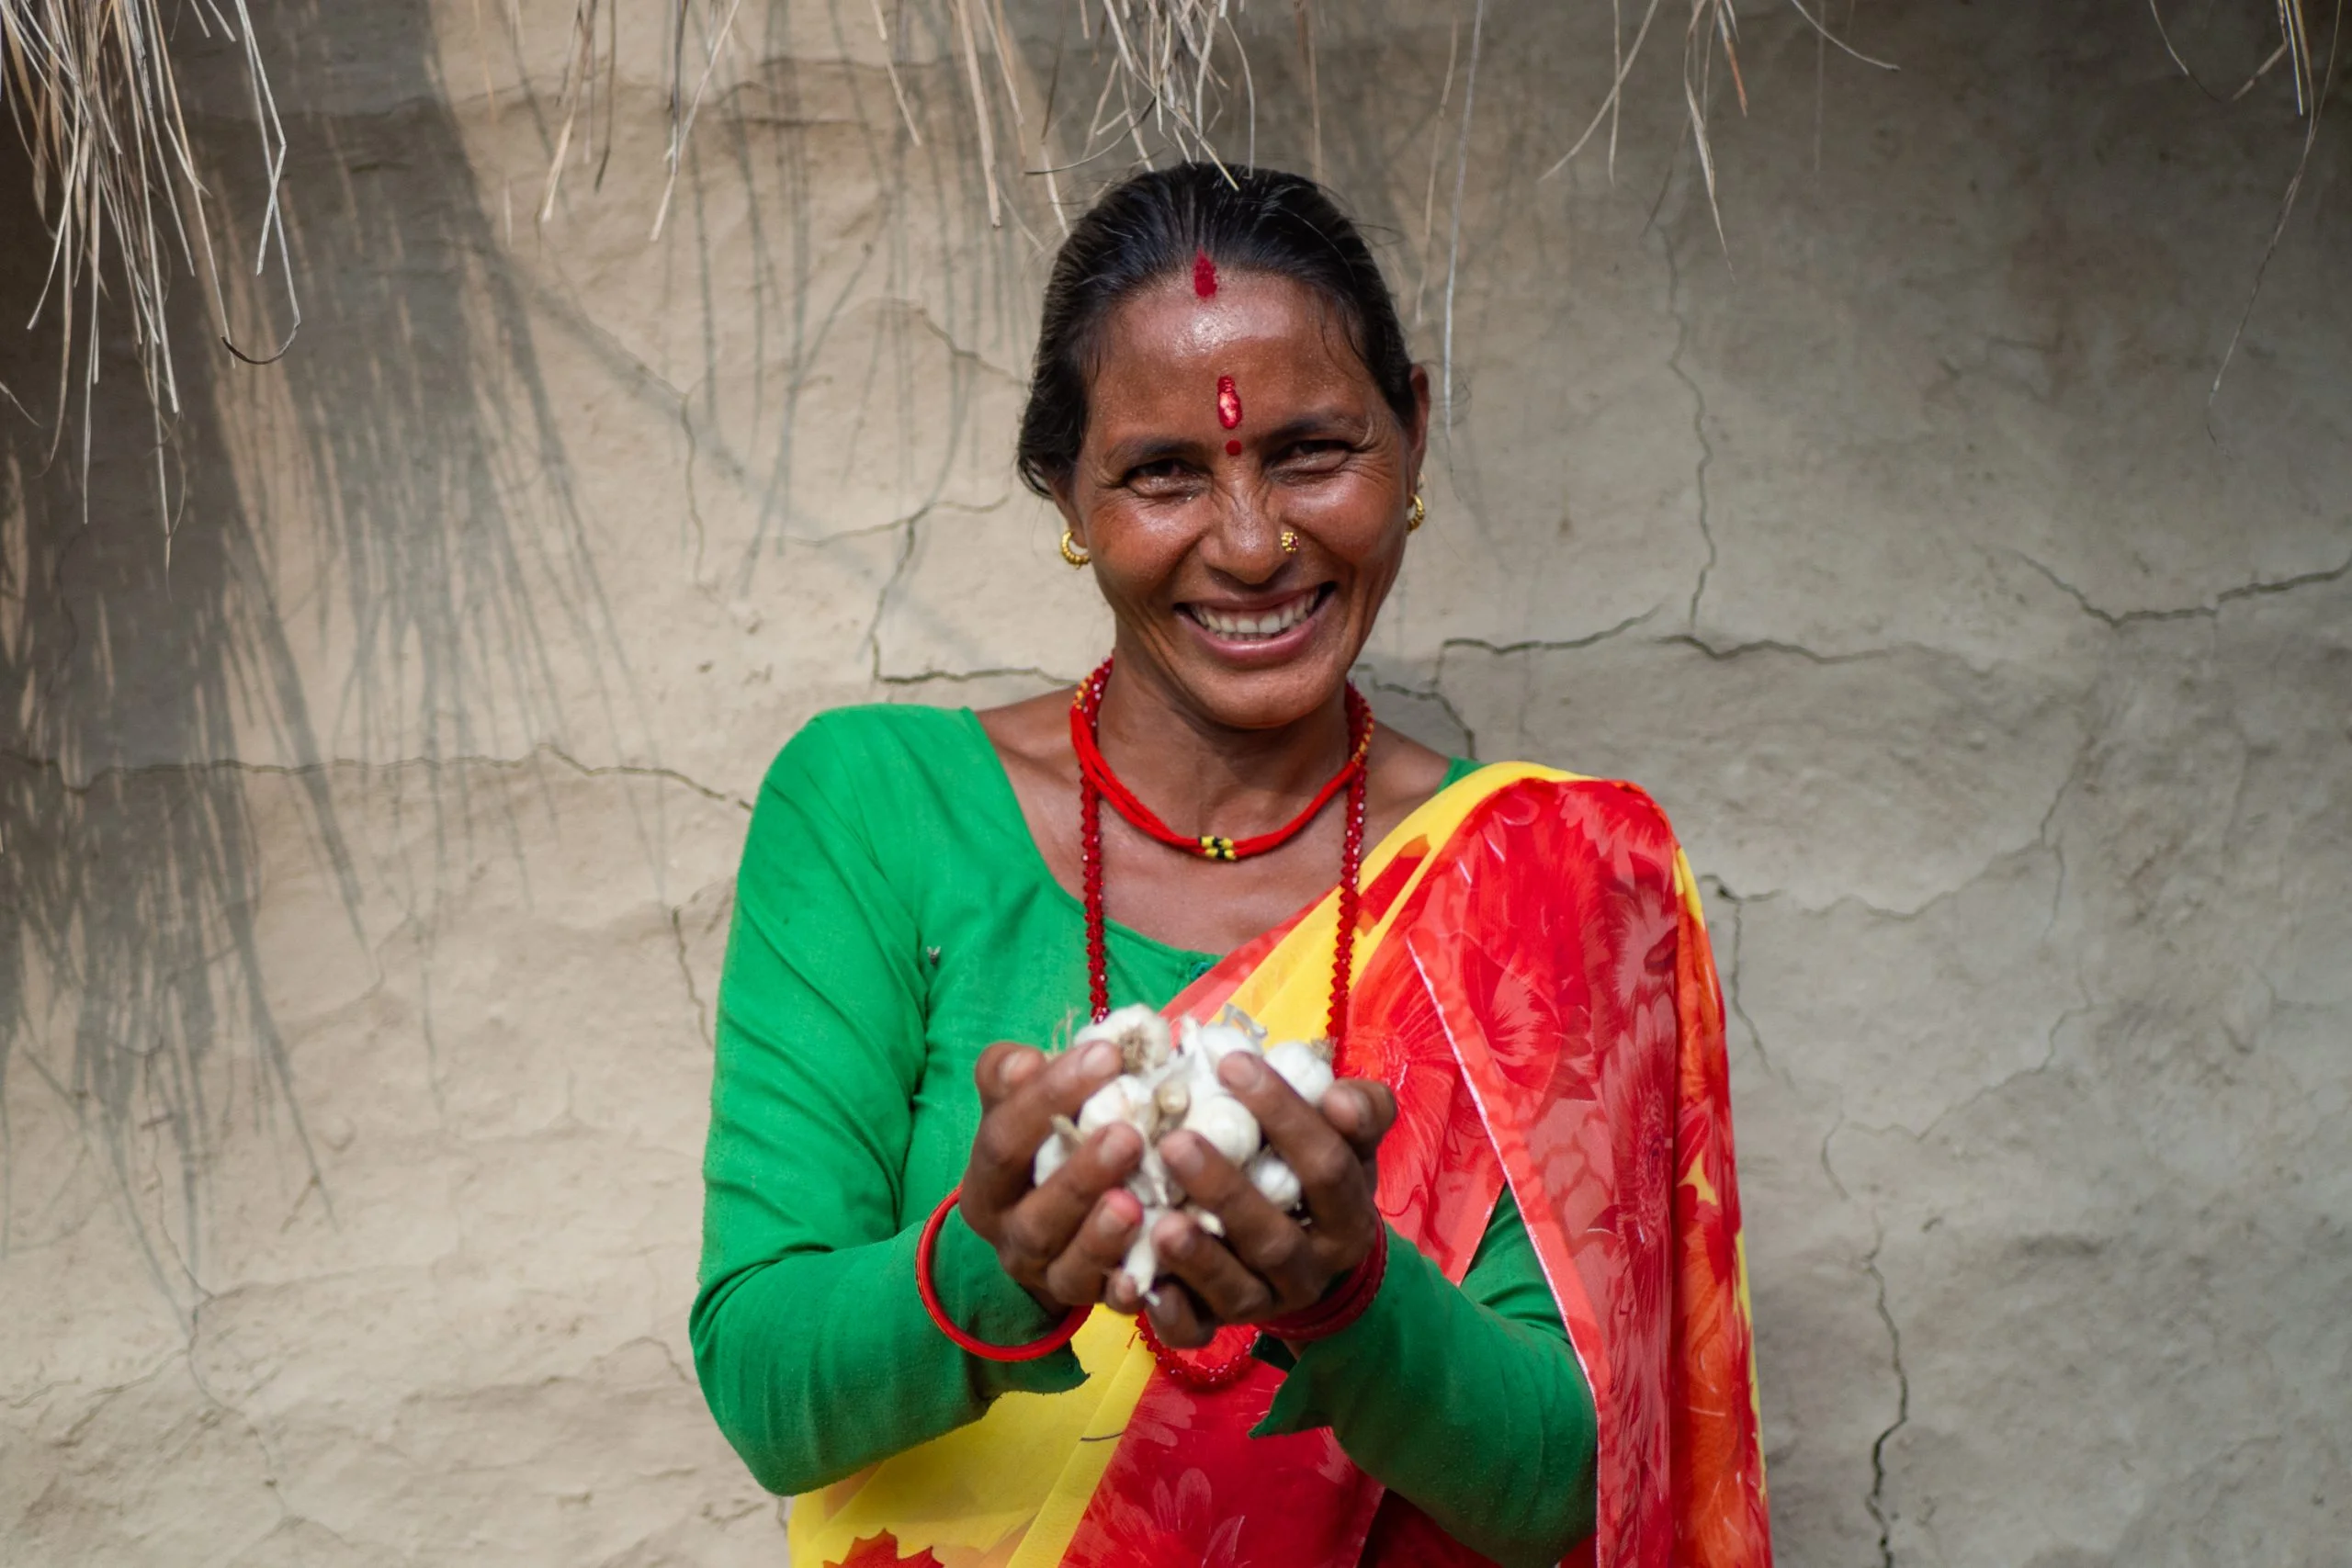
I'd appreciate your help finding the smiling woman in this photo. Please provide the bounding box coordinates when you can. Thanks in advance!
[691,164,1773,1568]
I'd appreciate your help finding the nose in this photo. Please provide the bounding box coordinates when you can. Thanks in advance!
[1198,479,1288,585]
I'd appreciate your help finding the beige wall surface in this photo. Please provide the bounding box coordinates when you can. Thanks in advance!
[5,1,2347,1563]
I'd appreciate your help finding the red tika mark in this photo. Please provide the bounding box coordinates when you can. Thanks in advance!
[1193,250,1218,298]
[829,1531,944,1568]
[1216,375,1242,430]
[1225,438,1243,457]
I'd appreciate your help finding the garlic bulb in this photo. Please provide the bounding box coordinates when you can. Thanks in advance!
[1033,1134,1070,1188]
[1029,1005,1329,1299]
[1247,1148,1303,1210]
[1032,1113,1082,1188]
[1182,1018,1260,1071]
[1182,1091,1261,1168]
[1265,1039,1336,1106]
[1078,1074,1152,1136]
[1076,1003,1172,1074]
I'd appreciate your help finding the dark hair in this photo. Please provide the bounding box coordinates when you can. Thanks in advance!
[1016,163,1418,498]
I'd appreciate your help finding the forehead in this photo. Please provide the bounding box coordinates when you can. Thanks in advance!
[1086,271,1373,420]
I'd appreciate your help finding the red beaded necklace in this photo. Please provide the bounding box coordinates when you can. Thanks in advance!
[1069,656,1373,1389]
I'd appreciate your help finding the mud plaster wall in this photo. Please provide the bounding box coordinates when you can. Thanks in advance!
[4,1,2348,1563]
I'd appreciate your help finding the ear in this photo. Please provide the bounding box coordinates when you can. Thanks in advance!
[1402,366,1432,491]
[1049,479,1088,555]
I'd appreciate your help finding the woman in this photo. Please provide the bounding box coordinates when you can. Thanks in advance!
[693,164,1771,1568]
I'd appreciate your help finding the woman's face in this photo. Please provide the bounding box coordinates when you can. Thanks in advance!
[1056,269,1430,733]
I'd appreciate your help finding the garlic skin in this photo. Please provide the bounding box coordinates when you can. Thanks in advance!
[1265,1040,1336,1106]
[1247,1148,1304,1211]
[1131,1143,1184,1209]
[1182,1201,1227,1239]
[1118,1223,1163,1302]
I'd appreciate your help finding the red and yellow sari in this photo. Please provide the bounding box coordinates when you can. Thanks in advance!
[792,764,1773,1568]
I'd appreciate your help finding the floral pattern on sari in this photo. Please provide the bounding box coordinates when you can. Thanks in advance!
[1057,773,1770,1568]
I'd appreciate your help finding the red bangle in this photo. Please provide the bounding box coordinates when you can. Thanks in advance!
[915,1183,1091,1361]
[1262,1224,1390,1344]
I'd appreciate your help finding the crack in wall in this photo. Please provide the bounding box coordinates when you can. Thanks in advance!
[670,905,714,1047]
[1862,1228,1911,1568]
[1716,885,1777,1078]
[2013,548,2352,628]
[1356,667,1483,760]
[1659,226,1718,629]
[0,745,753,813]
[877,664,1075,687]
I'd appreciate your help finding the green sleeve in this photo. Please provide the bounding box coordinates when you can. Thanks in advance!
[689,716,1086,1496]
[1251,1190,1599,1568]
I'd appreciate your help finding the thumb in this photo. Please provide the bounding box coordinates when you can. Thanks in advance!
[1320,1079,1396,1160]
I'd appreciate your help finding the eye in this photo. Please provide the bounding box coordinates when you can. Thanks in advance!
[1123,457,1199,493]
[1277,439,1351,469]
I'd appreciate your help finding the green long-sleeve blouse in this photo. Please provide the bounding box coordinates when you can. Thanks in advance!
[692,705,1600,1567]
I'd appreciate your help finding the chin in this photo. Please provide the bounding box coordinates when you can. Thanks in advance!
[1166,639,1357,733]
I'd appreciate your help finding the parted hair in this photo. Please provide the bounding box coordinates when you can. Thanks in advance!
[1015,163,1418,498]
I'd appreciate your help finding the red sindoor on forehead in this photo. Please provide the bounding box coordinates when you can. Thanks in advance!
[1193,251,1218,298]
[1216,375,1242,430]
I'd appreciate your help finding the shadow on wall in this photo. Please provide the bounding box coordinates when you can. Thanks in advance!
[0,0,631,1323]
[0,0,1604,1315]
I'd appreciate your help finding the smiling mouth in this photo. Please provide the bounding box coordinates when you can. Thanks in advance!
[1182,585,1329,641]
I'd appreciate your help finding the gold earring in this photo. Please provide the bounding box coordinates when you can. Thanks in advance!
[1280,528,1300,555]
[1058,528,1091,568]
[1406,493,1427,533]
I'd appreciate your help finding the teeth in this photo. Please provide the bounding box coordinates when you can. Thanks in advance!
[1193,593,1316,639]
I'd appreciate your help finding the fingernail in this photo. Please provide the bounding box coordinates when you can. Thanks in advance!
[1097,1205,1130,1236]
[1161,1135,1202,1176]
[1081,1041,1118,1075]
[1219,1053,1262,1089]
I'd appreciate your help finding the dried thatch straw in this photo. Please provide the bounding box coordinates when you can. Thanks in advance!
[2,0,294,522]
[6,0,2337,507]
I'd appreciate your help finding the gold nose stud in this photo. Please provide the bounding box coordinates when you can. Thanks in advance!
[1280,528,1300,555]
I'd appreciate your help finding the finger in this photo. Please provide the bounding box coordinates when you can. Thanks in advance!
[1215,1052,1378,1242]
[1317,1078,1397,1164]
[966,1039,1123,1217]
[1160,1130,1317,1306]
[1038,1186,1144,1306]
[1001,1123,1142,1274]
[974,1043,1044,1114]
[1142,1277,1218,1350]
[1151,1208,1276,1325]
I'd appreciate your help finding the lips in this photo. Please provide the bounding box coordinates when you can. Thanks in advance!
[1182,586,1325,640]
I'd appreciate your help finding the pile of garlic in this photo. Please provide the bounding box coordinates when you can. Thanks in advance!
[1031,1003,1336,1302]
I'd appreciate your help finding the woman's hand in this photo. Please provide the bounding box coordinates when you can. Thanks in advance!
[1131,1051,1397,1348]
[959,1040,1148,1315]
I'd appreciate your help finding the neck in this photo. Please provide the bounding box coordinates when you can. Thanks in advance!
[1091,642,1355,835]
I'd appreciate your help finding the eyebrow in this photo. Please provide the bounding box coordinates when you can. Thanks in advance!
[1253,408,1371,447]
[1098,434,1199,472]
